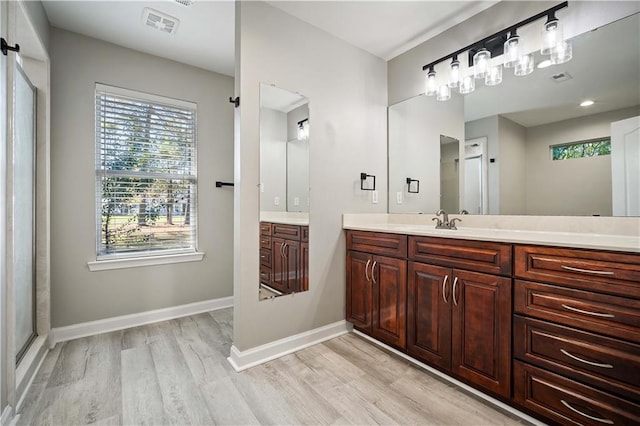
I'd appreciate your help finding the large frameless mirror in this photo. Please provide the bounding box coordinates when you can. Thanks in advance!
[259,84,310,300]
[388,13,640,217]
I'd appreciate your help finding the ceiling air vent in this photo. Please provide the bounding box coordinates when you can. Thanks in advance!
[173,0,194,6]
[142,8,180,35]
[550,72,573,83]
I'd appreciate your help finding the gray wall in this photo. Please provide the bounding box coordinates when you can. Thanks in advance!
[388,1,640,105]
[526,107,639,216]
[286,104,309,212]
[234,1,387,351]
[259,108,287,212]
[0,0,6,413]
[465,116,499,214]
[498,116,526,215]
[50,28,234,327]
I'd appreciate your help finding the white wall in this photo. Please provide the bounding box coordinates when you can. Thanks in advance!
[465,116,499,214]
[234,1,387,351]
[526,107,639,216]
[498,116,526,215]
[286,104,309,213]
[50,28,234,327]
[259,107,287,212]
[388,94,464,213]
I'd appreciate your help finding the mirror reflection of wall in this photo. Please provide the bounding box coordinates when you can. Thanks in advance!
[259,84,310,301]
[388,12,640,217]
[440,136,459,213]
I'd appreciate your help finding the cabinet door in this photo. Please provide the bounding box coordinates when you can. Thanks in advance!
[284,239,301,293]
[271,237,287,293]
[346,251,372,332]
[300,242,309,292]
[407,262,452,370]
[371,255,407,349]
[451,269,512,397]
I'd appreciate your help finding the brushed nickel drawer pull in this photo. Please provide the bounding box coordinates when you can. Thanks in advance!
[452,277,459,307]
[560,400,614,424]
[560,349,613,369]
[561,304,615,318]
[365,259,371,282]
[561,265,614,276]
[442,275,449,304]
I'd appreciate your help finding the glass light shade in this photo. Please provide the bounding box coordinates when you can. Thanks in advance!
[473,48,491,79]
[550,40,572,64]
[459,75,475,94]
[425,70,437,96]
[541,18,563,55]
[297,124,305,140]
[503,35,521,68]
[436,85,451,101]
[514,54,534,76]
[448,59,461,88]
[485,65,503,86]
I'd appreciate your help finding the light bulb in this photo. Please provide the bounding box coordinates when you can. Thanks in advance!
[473,48,491,79]
[436,85,451,101]
[550,40,572,64]
[485,65,503,86]
[514,54,534,76]
[541,17,563,55]
[459,75,475,94]
[448,58,461,88]
[297,125,305,140]
[503,34,521,68]
[425,69,437,96]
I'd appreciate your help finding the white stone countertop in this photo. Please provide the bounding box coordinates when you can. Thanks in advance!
[260,211,309,226]
[343,214,640,253]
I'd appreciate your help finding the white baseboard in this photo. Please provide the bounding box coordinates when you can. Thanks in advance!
[227,320,351,372]
[51,296,233,344]
[1,405,12,426]
[352,330,546,426]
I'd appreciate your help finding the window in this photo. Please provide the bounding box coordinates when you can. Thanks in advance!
[95,84,197,259]
[551,138,611,161]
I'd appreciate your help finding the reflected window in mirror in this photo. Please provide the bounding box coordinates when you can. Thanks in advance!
[259,84,310,300]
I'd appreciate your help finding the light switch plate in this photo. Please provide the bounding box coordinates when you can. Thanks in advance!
[294,197,299,206]
[372,190,379,204]
[396,192,403,204]
[274,196,280,206]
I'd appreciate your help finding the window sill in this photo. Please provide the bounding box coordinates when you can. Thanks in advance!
[87,252,205,272]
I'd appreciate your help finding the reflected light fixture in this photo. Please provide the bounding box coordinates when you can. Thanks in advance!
[297,118,309,140]
[425,67,437,96]
[420,2,569,101]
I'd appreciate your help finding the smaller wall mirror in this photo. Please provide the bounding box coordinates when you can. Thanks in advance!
[259,84,310,300]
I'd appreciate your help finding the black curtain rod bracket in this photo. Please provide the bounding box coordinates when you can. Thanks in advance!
[229,96,240,108]
[1,38,20,56]
[215,181,234,188]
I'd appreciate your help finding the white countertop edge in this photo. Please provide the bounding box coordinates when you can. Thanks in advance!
[343,223,640,253]
[261,218,309,226]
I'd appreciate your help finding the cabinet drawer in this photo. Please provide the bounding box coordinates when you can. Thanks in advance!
[514,361,640,426]
[409,236,511,276]
[301,226,309,243]
[514,245,640,298]
[346,230,407,258]
[260,249,272,268]
[260,222,272,236]
[260,265,271,285]
[272,223,301,240]
[514,280,640,343]
[260,236,272,250]
[514,315,640,402]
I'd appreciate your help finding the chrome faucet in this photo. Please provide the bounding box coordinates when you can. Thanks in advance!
[432,209,461,230]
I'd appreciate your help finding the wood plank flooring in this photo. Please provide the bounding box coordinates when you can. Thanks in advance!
[17,308,527,425]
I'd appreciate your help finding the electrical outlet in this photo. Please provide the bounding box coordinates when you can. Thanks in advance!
[372,190,379,204]
[274,196,280,206]
[294,197,299,206]
[396,192,403,204]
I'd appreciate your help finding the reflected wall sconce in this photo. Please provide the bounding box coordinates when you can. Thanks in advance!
[406,178,420,194]
[297,118,309,140]
[421,1,569,100]
[360,173,376,191]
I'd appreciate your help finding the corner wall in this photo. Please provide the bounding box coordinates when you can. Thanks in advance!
[50,28,234,327]
[233,1,387,351]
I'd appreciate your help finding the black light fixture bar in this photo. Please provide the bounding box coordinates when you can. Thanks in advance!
[298,118,309,126]
[421,1,568,71]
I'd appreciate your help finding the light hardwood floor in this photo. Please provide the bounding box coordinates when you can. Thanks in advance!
[17,308,527,425]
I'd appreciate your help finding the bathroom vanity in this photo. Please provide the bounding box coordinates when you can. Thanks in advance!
[344,214,640,426]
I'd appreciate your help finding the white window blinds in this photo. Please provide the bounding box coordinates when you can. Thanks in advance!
[95,84,197,259]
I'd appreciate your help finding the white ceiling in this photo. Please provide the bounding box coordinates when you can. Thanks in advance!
[260,84,308,112]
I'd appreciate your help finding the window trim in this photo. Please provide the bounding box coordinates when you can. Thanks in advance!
[94,83,199,263]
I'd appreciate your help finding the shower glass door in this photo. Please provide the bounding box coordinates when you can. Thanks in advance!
[14,63,36,363]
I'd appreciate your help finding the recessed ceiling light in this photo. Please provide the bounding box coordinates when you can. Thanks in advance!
[537,59,552,69]
[580,100,595,107]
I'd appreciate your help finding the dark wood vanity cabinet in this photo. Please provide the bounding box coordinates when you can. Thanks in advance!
[407,238,512,398]
[513,245,640,425]
[260,222,308,295]
[346,231,407,350]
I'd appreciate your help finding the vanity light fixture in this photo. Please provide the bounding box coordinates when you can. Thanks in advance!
[420,1,569,101]
[297,118,309,140]
[580,100,595,107]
